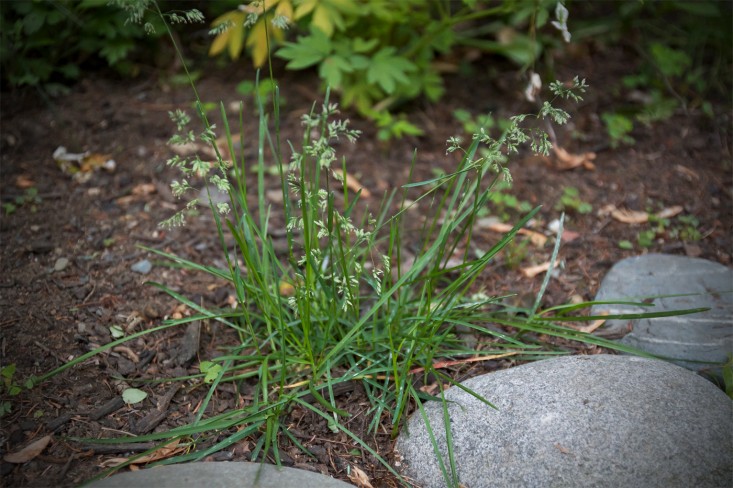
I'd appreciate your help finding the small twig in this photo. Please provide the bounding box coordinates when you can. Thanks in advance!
[82,283,96,304]
[132,384,181,434]
[88,396,126,421]
[0,317,19,327]
[112,346,140,364]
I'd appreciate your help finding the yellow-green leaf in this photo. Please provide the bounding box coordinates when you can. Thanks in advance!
[294,0,317,19]
[246,20,268,67]
[246,17,285,68]
[312,5,334,36]
[209,11,246,59]
[275,0,294,21]
[228,16,245,59]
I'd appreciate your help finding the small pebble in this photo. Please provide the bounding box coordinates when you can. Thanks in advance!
[131,259,152,274]
[53,257,69,272]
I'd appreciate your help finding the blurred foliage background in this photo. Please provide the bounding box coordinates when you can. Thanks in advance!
[1,0,730,119]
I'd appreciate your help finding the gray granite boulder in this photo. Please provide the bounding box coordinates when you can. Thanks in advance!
[590,254,732,374]
[396,355,732,488]
[88,462,354,488]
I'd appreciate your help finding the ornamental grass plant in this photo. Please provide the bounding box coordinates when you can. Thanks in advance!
[32,2,709,486]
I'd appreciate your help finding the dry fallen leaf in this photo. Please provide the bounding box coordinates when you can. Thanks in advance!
[655,205,683,219]
[607,204,684,224]
[481,221,548,247]
[610,207,648,224]
[4,435,52,463]
[347,465,374,488]
[561,229,581,243]
[520,260,559,278]
[15,175,35,189]
[332,168,371,198]
[99,439,183,468]
[552,146,596,171]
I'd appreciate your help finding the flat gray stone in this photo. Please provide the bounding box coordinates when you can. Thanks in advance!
[590,254,732,373]
[89,462,353,488]
[396,355,732,488]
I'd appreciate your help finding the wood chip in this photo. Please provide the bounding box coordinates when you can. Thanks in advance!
[88,396,126,421]
[132,384,181,435]
[520,260,559,278]
[332,169,371,197]
[175,320,201,367]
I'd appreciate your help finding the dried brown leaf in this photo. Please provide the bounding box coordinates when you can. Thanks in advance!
[98,439,183,468]
[347,465,374,488]
[15,175,35,189]
[553,146,596,171]
[610,207,648,224]
[4,435,52,463]
[481,222,548,247]
[655,205,683,219]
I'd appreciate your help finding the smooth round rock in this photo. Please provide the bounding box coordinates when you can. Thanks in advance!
[591,254,733,375]
[396,355,732,488]
[88,462,353,488]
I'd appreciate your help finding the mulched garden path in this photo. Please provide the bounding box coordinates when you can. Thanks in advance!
[1,41,730,487]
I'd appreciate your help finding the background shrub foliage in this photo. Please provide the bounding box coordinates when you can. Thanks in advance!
[2,1,729,122]
[0,0,166,94]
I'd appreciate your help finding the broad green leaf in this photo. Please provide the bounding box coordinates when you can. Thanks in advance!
[295,0,359,36]
[122,388,148,405]
[109,325,125,339]
[649,42,691,78]
[319,54,353,88]
[1,364,16,380]
[366,47,416,94]
[349,54,369,70]
[352,37,378,53]
[276,28,332,69]
[199,361,223,384]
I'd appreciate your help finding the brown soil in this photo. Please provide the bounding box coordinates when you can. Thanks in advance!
[1,41,731,487]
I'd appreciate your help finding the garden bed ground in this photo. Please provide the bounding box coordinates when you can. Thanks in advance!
[1,40,731,487]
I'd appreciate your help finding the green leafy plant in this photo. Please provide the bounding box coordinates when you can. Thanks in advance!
[670,215,702,242]
[64,23,600,481]
[0,0,173,93]
[621,211,703,250]
[3,187,41,215]
[1,364,33,417]
[555,186,592,214]
[581,1,731,127]
[209,0,566,139]
[601,112,635,148]
[486,180,532,222]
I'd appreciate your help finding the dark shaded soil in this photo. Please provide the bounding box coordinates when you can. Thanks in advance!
[1,42,731,487]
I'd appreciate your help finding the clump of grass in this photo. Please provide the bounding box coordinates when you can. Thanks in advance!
[30,3,710,487]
